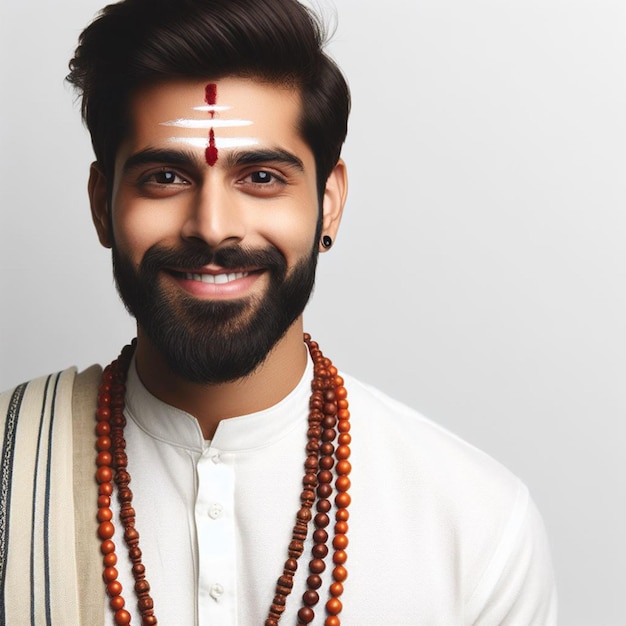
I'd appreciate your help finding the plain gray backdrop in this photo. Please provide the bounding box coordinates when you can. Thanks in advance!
[1,1,624,623]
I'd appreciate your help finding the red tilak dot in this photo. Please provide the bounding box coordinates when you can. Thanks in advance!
[205,128,218,166]
[205,83,217,105]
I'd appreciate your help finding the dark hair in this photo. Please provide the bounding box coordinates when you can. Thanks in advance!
[66,0,350,197]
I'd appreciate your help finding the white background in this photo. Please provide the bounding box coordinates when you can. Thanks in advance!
[1,1,624,623]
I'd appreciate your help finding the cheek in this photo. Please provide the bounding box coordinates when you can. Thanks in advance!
[112,200,180,263]
[260,205,319,262]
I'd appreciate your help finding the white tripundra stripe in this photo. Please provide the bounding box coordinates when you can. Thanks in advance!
[167,136,259,149]
[161,118,252,129]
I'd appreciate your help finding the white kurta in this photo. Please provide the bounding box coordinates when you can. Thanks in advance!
[107,353,557,625]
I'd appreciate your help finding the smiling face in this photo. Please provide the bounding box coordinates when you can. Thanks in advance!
[89,77,346,383]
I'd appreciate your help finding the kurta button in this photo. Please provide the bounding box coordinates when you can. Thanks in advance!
[210,583,224,600]
[208,503,224,519]
[211,453,221,464]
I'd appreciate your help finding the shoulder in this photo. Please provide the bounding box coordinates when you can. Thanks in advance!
[343,372,557,622]
[0,365,102,428]
[343,371,519,494]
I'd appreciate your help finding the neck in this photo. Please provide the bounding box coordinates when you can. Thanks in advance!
[133,319,308,439]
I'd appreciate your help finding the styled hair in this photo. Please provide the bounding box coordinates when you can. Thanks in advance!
[67,0,350,196]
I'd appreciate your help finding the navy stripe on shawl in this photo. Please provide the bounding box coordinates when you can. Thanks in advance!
[0,382,28,626]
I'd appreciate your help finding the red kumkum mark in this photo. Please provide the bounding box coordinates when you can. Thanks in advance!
[206,129,218,167]
[205,82,218,166]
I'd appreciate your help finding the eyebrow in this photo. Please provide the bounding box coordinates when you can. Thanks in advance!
[225,148,305,172]
[122,148,200,174]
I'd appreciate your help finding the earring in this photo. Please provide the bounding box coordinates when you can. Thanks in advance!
[321,235,333,249]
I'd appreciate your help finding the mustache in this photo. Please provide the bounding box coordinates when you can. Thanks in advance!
[140,241,287,274]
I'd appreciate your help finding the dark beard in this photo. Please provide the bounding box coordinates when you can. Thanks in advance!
[112,240,318,383]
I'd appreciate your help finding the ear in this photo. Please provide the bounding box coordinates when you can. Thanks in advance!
[88,162,113,248]
[319,159,348,252]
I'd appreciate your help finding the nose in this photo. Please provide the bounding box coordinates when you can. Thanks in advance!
[181,180,245,248]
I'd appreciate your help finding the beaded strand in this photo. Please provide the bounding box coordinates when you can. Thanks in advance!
[95,335,350,625]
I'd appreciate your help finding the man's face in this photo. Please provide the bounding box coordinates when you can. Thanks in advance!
[94,77,341,383]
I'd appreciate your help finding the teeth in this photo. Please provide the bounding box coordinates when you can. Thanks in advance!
[184,271,248,284]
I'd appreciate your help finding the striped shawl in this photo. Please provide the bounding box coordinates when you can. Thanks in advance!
[0,366,105,625]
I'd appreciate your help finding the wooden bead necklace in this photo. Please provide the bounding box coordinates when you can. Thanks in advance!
[95,334,351,625]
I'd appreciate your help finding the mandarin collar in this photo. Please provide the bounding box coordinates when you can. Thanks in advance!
[124,351,313,453]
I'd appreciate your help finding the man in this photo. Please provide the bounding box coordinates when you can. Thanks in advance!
[0,0,556,623]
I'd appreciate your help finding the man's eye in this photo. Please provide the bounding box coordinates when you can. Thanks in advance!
[250,171,275,184]
[146,170,188,185]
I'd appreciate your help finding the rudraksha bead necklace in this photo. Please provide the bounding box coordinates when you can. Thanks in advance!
[95,334,351,625]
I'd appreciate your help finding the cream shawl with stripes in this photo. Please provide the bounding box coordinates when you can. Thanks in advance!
[0,366,105,625]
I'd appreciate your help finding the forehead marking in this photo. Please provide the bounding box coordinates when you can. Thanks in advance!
[205,83,218,166]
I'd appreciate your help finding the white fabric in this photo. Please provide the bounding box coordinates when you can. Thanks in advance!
[108,353,557,625]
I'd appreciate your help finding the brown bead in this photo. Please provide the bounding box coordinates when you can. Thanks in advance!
[98,522,115,540]
[336,445,350,460]
[138,596,154,611]
[314,512,330,528]
[288,540,304,557]
[98,495,111,508]
[333,550,347,564]
[320,442,334,456]
[337,432,351,444]
[99,482,113,496]
[278,575,293,590]
[114,608,131,625]
[297,607,315,624]
[129,546,142,560]
[330,582,344,597]
[96,436,112,451]
[97,451,113,466]
[309,558,326,574]
[317,484,332,499]
[316,499,331,513]
[326,598,342,615]
[103,552,118,567]
[109,594,125,610]
[336,476,351,492]
[333,565,348,582]
[336,460,351,476]
[322,415,336,428]
[313,528,328,544]
[326,617,341,626]
[319,456,334,470]
[335,521,348,535]
[312,543,328,559]
[96,422,111,436]
[98,507,113,523]
[335,508,350,522]
[304,575,320,591]
[296,507,312,522]
[107,580,122,597]
[96,466,113,483]
[101,540,115,555]
[302,590,319,606]
[335,492,351,508]
[301,489,315,504]
[103,566,118,583]
[132,563,145,577]
[323,403,337,416]
[333,534,349,550]
[322,428,336,442]
[318,470,333,484]
[284,558,299,573]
